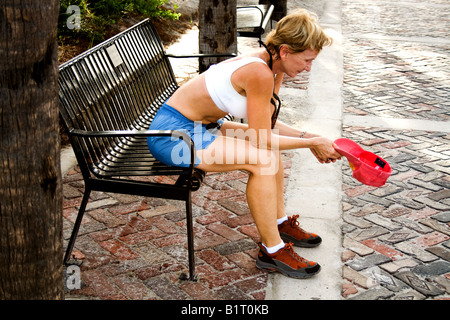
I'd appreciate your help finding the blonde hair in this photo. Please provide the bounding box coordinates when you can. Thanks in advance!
[265,9,333,57]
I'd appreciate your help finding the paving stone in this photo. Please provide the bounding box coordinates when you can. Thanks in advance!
[144,275,189,300]
[215,284,252,300]
[394,271,445,297]
[361,239,404,261]
[77,269,125,299]
[408,163,435,174]
[392,216,433,234]
[358,194,394,207]
[391,290,426,300]
[217,198,250,216]
[132,243,172,265]
[419,218,450,236]
[88,209,126,229]
[425,162,450,176]
[85,198,119,211]
[387,195,427,210]
[63,184,83,198]
[432,177,450,188]
[206,223,246,242]
[428,275,450,294]
[342,249,356,262]
[381,206,412,219]
[348,226,390,242]
[363,267,410,292]
[412,261,450,277]
[342,266,377,289]
[414,196,449,210]
[348,204,385,217]
[395,241,439,263]
[379,230,418,244]
[343,236,374,256]
[343,215,373,229]
[389,153,417,164]
[197,249,235,271]
[379,258,419,274]
[369,185,403,198]
[444,240,450,249]
[428,190,450,202]
[138,205,180,218]
[213,239,256,256]
[413,231,450,247]
[113,273,157,300]
[346,253,392,271]
[348,287,394,300]
[342,223,356,235]
[363,214,402,231]
[410,179,444,193]
[341,282,359,298]
[426,246,450,262]
[406,207,440,221]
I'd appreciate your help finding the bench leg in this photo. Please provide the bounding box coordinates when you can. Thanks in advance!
[63,188,91,265]
[64,186,198,280]
[180,191,198,281]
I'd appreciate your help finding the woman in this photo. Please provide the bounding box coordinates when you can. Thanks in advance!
[148,9,342,279]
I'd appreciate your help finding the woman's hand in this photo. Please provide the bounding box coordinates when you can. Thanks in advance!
[309,137,342,164]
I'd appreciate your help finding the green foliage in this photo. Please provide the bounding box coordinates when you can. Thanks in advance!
[58,0,180,46]
[125,0,180,19]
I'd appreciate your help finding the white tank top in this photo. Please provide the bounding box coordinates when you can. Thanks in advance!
[204,57,267,119]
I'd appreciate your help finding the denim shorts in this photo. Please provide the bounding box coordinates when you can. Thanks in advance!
[147,102,222,167]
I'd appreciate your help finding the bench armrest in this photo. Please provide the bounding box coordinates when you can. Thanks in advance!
[69,128,197,175]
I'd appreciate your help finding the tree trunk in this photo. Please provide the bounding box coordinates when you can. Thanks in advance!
[198,0,237,73]
[259,0,287,21]
[0,0,63,299]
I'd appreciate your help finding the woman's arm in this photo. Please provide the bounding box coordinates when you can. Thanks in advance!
[273,120,319,138]
[242,65,341,163]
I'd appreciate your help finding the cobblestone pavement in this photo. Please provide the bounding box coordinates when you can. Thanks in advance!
[340,0,450,299]
[63,154,294,300]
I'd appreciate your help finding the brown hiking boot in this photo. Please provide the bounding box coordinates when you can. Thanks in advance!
[278,215,322,248]
[256,242,321,279]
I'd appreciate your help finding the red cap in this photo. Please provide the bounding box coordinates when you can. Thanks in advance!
[334,138,392,187]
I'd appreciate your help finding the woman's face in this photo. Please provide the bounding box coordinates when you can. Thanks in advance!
[281,48,319,78]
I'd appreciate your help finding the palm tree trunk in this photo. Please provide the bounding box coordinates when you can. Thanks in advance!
[198,0,237,73]
[0,0,63,299]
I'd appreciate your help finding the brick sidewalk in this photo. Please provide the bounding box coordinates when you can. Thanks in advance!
[63,152,294,300]
[341,127,450,299]
[340,0,450,299]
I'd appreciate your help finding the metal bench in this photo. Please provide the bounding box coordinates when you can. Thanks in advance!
[237,4,275,43]
[58,18,234,281]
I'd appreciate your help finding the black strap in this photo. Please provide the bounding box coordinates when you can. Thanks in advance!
[258,40,273,70]
[270,93,281,129]
[259,40,280,129]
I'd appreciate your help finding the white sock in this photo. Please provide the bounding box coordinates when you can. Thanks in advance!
[263,241,285,254]
[277,215,288,225]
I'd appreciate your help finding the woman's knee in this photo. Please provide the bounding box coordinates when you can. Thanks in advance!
[246,149,280,176]
[197,135,280,175]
